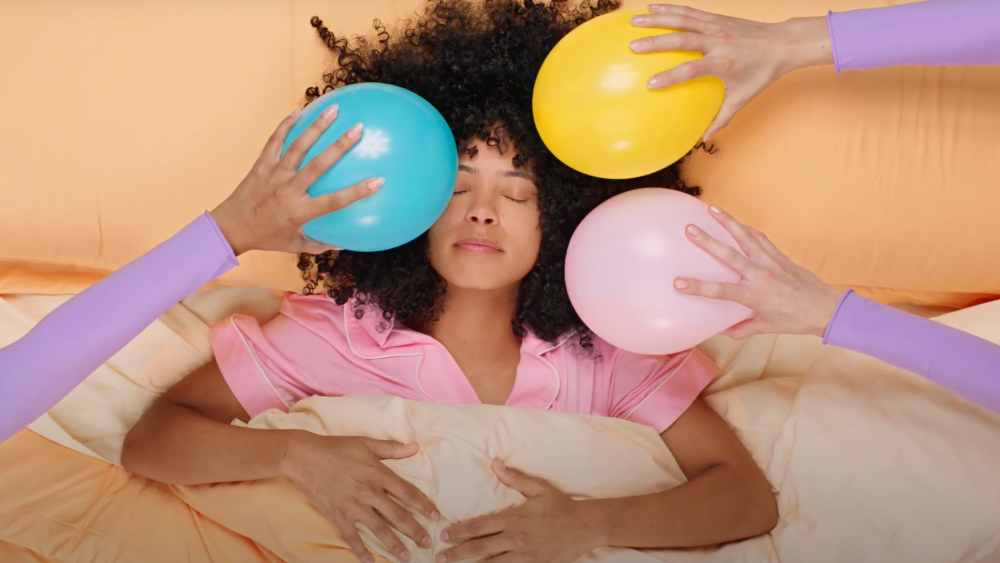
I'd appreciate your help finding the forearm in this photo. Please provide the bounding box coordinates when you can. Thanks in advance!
[0,212,237,444]
[583,462,776,549]
[829,0,1000,72]
[122,402,301,486]
[824,291,1000,414]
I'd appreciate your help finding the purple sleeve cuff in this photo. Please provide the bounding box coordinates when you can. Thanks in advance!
[829,0,1000,73]
[0,212,238,443]
[823,290,1000,415]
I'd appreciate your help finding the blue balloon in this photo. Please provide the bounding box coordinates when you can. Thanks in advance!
[282,83,458,252]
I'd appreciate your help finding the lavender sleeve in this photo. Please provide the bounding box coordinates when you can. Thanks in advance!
[824,290,1000,414]
[0,212,238,443]
[827,0,1000,73]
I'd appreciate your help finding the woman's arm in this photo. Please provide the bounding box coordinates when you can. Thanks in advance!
[675,206,1000,416]
[631,0,1000,140]
[829,0,1000,73]
[123,361,439,563]
[584,398,777,548]
[0,106,378,445]
[824,291,1000,413]
[437,398,776,561]
[0,212,237,445]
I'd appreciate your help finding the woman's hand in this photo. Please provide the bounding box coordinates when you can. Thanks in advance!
[281,433,440,563]
[674,205,844,339]
[210,106,384,256]
[436,461,602,563]
[630,5,833,141]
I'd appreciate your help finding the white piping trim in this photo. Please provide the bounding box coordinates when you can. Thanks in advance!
[341,305,428,400]
[229,316,291,410]
[622,350,693,421]
[531,331,575,411]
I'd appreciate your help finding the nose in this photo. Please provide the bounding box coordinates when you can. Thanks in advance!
[465,194,499,226]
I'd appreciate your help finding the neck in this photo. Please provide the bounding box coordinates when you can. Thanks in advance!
[420,284,522,363]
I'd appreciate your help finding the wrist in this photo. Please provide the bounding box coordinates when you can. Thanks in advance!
[775,16,834,74]
[209,204,252,256]
[277,429,312,483]
[576,499,613,550]
[810,288,846,337]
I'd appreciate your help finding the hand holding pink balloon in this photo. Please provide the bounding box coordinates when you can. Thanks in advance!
[675,206,845,340]
[565,188,752,355]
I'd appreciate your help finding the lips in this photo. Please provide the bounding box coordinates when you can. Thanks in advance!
[454,237,502,254]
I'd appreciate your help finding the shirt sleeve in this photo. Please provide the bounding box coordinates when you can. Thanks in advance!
[0,212,238,444]
[828,0,1000,73]
[608,347,718,434]
[210,306,327,419]
[824,290,1000,415]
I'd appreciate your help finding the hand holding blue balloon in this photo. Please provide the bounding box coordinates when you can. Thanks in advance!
[282,84,459,252]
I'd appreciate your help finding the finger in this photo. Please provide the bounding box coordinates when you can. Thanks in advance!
[257,108,302,170]
[293,122,365,190]
[381,469,440,522]
[705,206,769,262]
[648,4,719,21]
[630,31,711,55]
[749,228,794,269]
[372,493,432,549]
[673,277,746,304]
[336,514,377,563]
[301,176,384,222]
[438,535,512,562]
[631,13,713,34]
[720,317,762,340]
[684,224,753,275]
[277,103,342,175]
[493,461,549,499]
[647,59,710,90]
[357,508,409,563]
[361,438,419,460]
[442,513,506,543]
[702,101,737,142]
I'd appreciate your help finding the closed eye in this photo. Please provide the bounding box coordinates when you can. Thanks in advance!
[504,195,528,204]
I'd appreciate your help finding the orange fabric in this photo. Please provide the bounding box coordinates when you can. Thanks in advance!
[1,0,998,303]
[0,431,385,563]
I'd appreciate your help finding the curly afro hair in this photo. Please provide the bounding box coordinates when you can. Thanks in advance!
[298,0,701,344]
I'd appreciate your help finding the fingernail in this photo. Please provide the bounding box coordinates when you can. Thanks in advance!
[289,108,301,118]
[367,177,385,190]
[687,225,701,235]
[440,531,450,541]
[630,39,644,52]
[347,123,364,139]
[674,279,689,290]
[431,510,440,521]
[647,76,661,89]
[421,535,432,547]
[436,554,447,563]
[649,3,669,10]
[710,205,722,214]
[631,15,647,24]
[321,104,339,121]
[400,551,411,561]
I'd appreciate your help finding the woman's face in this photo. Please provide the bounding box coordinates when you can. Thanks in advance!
[427,138,542,292]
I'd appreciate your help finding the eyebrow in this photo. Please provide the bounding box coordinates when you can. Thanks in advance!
[458,164,533,180]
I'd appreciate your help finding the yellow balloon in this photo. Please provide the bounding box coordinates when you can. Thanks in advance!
[533,10,724,179]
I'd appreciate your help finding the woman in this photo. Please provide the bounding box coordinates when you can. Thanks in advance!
[122,2,777,563]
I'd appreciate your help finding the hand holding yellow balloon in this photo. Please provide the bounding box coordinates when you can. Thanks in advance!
[533,9,724,179]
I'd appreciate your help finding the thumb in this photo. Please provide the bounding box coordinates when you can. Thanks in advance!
[493,460,549,498]
[362,438,419,460]
[703,99,740,142]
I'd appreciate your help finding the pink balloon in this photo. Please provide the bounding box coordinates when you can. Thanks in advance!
[565,188,752,355]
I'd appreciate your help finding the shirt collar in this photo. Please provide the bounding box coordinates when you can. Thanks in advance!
[343,298,577,409]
